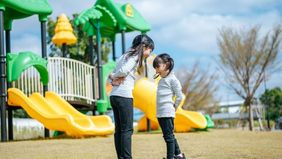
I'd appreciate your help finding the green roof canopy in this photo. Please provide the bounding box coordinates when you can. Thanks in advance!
[74,5,117,38]
[75,0,150,39]
[95,0,151,32]
[0,0,52,30]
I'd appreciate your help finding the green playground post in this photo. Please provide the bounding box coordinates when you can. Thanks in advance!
[93,19,107,114]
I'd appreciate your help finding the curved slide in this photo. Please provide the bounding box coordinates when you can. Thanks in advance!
[133,78,207,132]
[8,88,114,137]
[133,78,159,131]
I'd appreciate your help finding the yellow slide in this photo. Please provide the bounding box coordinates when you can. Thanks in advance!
[174,107,207,132]
[133,78,159,131]
[133,78,207,132]
[8,88,114,137]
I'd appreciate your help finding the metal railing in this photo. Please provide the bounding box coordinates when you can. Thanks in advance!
[12,57,99,104]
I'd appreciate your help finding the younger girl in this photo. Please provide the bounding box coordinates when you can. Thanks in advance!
[109,34,154,159]
[153,53,186,159]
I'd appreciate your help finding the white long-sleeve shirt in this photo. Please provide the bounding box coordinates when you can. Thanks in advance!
[110,53,138,98]
[156,72,184,118]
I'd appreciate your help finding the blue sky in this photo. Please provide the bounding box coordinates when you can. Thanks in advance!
[9,0,282,103]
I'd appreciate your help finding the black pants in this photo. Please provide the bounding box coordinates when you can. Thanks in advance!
[158,117,181,159]
[110,96,134,159]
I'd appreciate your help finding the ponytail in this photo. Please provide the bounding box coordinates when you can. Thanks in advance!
[167,56,174,76]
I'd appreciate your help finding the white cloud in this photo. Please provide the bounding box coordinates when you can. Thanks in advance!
[48,0,95,18]
[122,0,280,56]
[131,0,281,25]
[11,34,42,55]
[8,16,40,35]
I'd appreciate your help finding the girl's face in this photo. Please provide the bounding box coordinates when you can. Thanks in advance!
[155,62,168,77]
[143,47,152,58]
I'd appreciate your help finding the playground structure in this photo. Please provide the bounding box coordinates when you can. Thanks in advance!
[0,0,214,142]
[0,0,153,141]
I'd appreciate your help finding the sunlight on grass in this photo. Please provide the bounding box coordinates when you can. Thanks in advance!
[0,129,281,159]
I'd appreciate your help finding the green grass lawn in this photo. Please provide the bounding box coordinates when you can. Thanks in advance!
[0,129,282,159]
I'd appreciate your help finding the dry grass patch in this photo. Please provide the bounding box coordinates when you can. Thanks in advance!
[0,129,282,159]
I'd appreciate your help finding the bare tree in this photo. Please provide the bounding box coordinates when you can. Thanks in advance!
[176,62,218,113]
[217,25,282,131]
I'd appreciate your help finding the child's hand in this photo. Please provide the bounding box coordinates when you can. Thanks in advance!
[174,104,178,112]
[111,77,125,86]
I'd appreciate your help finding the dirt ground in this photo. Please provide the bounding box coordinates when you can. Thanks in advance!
[0,129,282,159]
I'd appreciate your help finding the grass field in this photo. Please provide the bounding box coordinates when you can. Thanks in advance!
[1,129,282,159]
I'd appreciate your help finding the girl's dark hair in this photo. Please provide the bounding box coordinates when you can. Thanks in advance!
[126,34,155,68]
[153,53,174,78]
